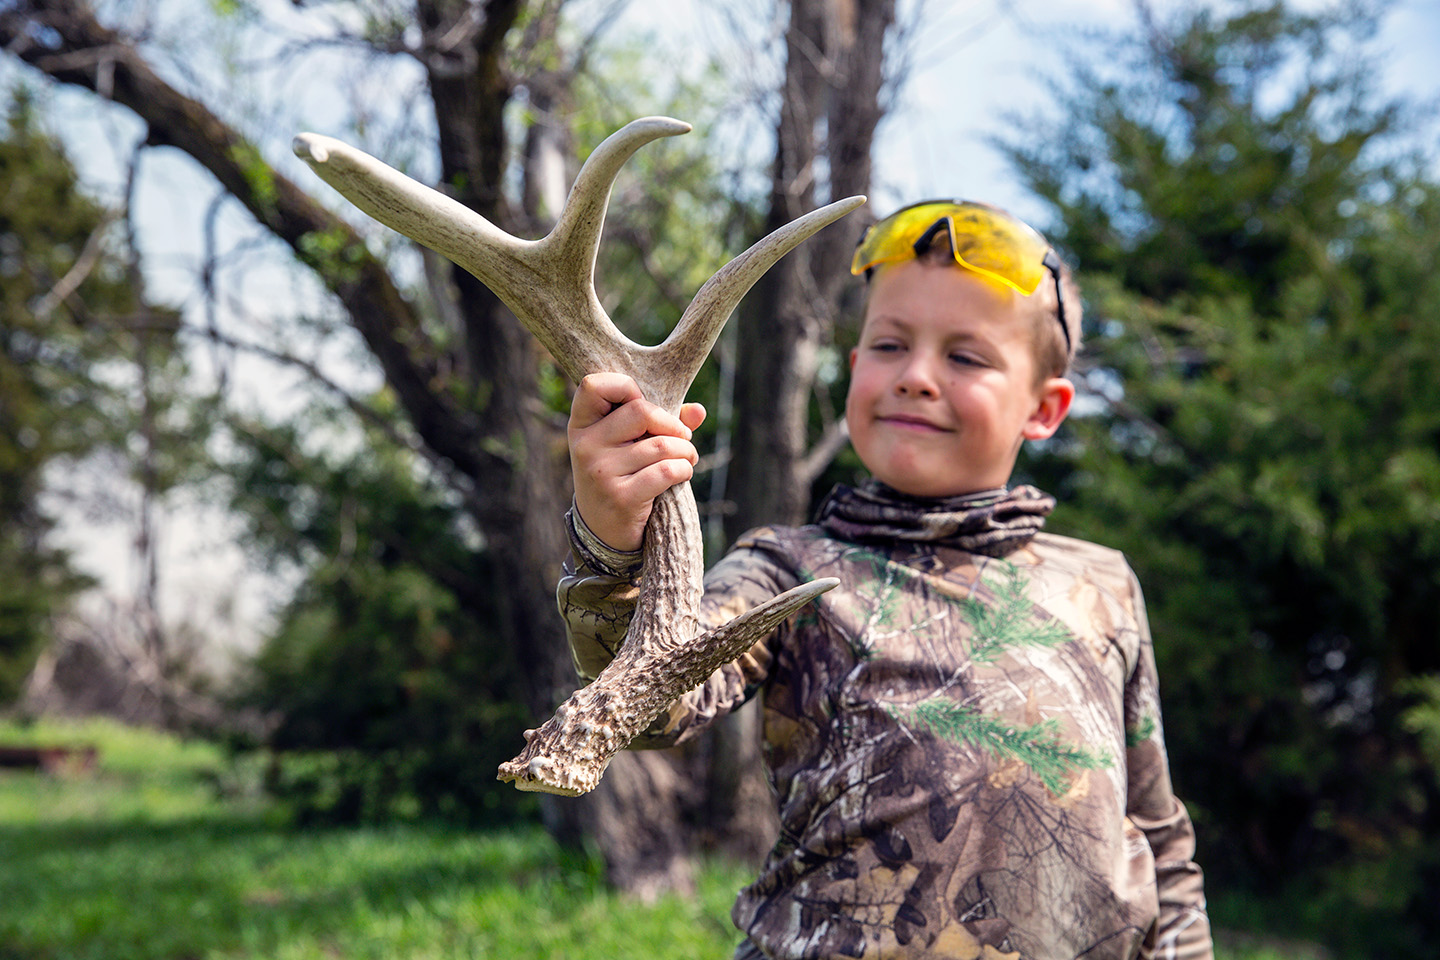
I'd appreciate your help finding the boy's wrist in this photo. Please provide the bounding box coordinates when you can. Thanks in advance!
[566,502,644,579]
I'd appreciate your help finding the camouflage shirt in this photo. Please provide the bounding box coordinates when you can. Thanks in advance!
[560,481,1213,960]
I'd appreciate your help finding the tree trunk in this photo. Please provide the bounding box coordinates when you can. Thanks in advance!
[0,0,702,895]
[0,0,893,897]
[417,0,699,894]
[714,0,895,862]
[726,0,894,542]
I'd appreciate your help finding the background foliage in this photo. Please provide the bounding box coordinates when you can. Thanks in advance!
[3,0,1440,955]
[224,413,534,824]
[0,93,195,702]
[1006,3,1440,952]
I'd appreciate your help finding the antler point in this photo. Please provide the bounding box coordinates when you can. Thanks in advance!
[292,133,328,164]
[633,116,693,137]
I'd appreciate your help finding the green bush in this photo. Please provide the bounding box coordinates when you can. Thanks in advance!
[227,419,533,826]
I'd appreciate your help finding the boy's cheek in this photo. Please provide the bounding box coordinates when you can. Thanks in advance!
[841,391,867,443]
[843,370,868,424]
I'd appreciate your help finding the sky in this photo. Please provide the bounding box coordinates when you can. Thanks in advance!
[879,0,1440,218]
[22,0,1440,660]
[608,0,1440,223]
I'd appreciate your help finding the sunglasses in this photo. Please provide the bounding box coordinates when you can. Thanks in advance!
[850,200,1071,354]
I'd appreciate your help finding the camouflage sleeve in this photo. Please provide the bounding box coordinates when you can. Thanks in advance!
[1123,566,1215,960]
[558,506,647,682]
[557,511,795,749]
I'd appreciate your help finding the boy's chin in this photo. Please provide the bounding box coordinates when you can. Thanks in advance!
[870,472,1008,499]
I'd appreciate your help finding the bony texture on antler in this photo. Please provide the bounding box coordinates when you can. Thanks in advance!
[294,116,859,795]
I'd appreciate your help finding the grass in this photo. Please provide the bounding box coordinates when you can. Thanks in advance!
[0,718,1331,960]
[0,718,750,960]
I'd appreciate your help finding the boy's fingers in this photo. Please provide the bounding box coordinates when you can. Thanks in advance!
[620,435,699,472]
[619,456,696,504]
[575,395,693,447]
[578,436,698,487]
[629,402,693,441]
[570,373,644,430]
[568,375,702,551]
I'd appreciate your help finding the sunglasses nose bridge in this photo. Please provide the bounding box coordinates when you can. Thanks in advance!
[910,215,956,259]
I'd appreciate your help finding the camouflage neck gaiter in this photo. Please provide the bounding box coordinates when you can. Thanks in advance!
[814,479,1054,557]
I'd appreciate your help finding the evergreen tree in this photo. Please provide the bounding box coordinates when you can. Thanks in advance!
[0,91,196,709]
[225,411,530,824]
[1003,2,1440,951]
[0,94,148,700]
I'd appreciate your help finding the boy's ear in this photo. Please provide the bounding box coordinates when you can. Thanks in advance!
[1022,377,1075,441]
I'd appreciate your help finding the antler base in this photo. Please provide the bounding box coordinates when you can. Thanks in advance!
[497,575,838,795]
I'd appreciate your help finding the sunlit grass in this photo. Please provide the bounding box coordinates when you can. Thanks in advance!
[0,718,749,960]
[0,718,1327,960]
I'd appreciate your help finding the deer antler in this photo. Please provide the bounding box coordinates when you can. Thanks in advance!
[294,116,859,796]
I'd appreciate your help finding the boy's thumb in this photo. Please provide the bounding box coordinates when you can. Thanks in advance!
[680,402,707,431]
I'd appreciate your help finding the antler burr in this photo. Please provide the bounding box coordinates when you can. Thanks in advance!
[294,116,858,795]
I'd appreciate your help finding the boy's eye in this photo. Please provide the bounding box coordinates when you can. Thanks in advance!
[949,352,982,366]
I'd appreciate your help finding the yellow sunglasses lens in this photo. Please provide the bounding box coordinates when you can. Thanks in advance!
[848,203,958,273]
[850,202,1050,295]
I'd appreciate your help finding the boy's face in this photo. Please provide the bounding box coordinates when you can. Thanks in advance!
[846,260,1074,498]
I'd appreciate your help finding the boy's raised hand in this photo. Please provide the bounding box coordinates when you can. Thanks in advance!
[569,373,707,553]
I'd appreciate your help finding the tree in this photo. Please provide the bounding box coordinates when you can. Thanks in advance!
[0,96,100,700]
[1002,1,1440,950]
[0,0,903,892]
[691,0,899,860]
[225,410,533,825]
[725,0,897,543]
[0,91,192,707]
[0,0,667,889]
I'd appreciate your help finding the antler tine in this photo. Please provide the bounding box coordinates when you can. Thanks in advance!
[294,122,694,384]
[292,132,528,283]
[636,195,868,411]
[540,116,692,277]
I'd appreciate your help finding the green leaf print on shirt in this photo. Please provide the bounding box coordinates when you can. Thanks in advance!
[963,561,1072,663]
[1126,714,1158,748]
[844,547,927,663]
[887,697,1113,796]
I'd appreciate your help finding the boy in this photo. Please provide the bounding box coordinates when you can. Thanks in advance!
[560,200,1213,960]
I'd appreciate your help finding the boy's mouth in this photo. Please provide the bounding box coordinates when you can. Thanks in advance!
[878,413,950,432]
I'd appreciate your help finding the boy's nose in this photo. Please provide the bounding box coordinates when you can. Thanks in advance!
[894,358,939,397]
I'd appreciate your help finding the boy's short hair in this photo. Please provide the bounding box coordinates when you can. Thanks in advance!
[1026,255,1082,381]
[897,228,1082,382]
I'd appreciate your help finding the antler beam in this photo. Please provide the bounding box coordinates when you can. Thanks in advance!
[294,116,858,795]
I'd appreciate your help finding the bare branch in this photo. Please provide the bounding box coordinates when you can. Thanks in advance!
[32,210,118,321]
[0,0,493,486]
[180,322,497,524]
[799,417,852,489]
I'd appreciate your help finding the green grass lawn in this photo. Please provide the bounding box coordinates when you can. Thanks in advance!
[0,718,1327,960]
[0,718,749,960]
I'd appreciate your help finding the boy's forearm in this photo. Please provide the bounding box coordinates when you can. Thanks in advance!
[1124,569,1214,959]
[1137,797,1214,960]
